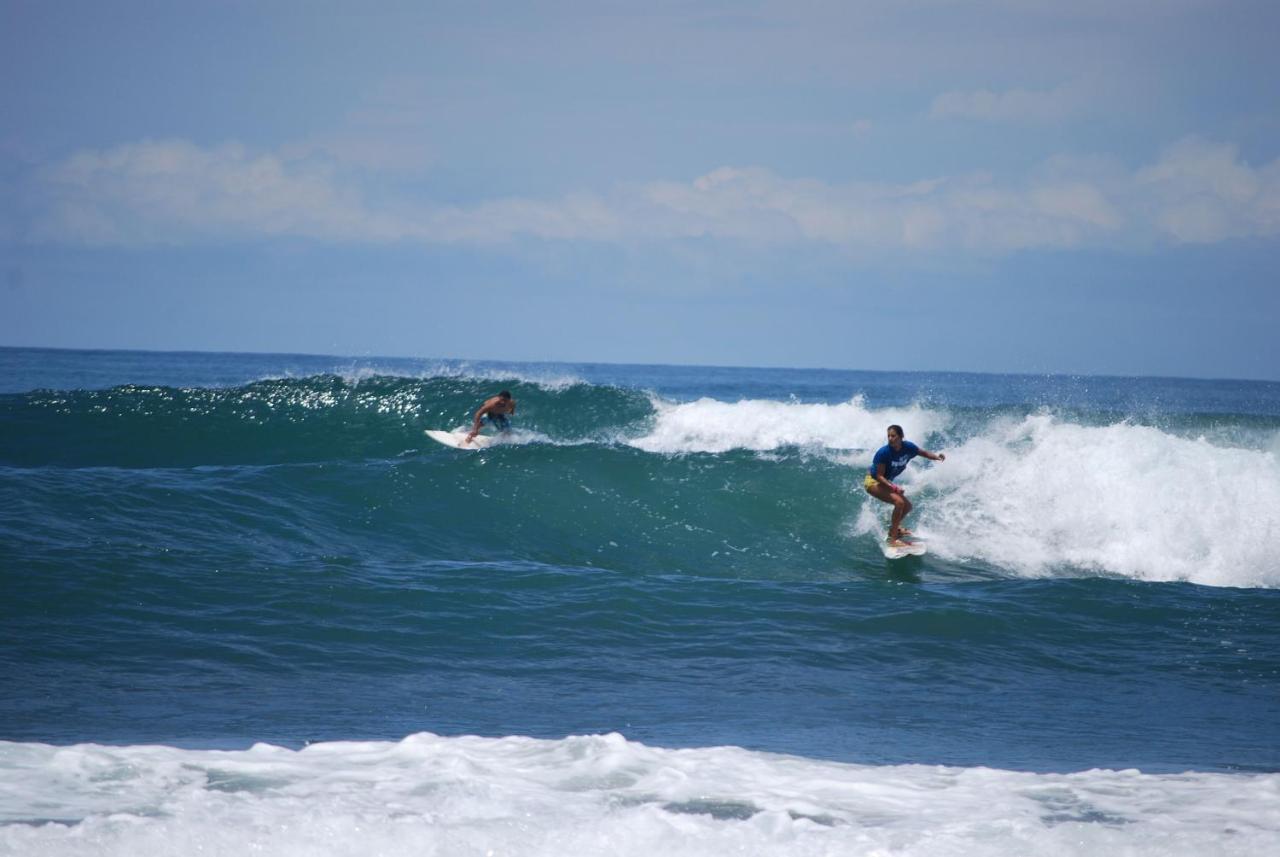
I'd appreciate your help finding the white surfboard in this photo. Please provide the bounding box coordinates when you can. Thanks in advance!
[881,540,927,559]
[425,429,494,450]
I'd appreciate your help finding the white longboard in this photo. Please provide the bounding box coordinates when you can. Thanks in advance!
[881,540,927,559]
[425,429,494,450]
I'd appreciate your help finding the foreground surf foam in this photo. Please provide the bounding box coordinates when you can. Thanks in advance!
[2,732,1276,857]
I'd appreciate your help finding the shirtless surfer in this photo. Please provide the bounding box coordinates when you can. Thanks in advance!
[464,390,516,445]
[864,424,945,547]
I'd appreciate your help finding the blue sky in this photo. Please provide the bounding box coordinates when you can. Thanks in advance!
[3,0,1279,379]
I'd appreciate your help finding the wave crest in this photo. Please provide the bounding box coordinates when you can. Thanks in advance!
[628,396,950,454]
[894,414,1280,587]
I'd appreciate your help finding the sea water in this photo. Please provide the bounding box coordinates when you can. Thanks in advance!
[2,347,1278,855]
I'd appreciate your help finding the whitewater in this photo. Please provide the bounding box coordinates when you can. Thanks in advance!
[3,734,1278,857]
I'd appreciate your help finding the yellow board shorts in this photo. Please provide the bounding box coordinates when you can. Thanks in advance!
[863,474,878,492]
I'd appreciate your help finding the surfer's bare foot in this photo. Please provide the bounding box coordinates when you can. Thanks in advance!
[887,537,912,547]
[898,528,913,536]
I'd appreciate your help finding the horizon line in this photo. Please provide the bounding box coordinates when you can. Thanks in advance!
[3,343,1276,387]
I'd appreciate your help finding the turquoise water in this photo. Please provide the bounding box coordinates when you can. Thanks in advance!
[2,347,1279,855]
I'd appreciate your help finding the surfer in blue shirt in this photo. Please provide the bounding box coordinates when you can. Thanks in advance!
[864,424,945,547]
[465,391,516,444]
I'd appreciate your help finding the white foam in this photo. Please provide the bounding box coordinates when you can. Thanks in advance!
[628,396,949,454]
[867,413,1280,587]
[1,733,1275,857]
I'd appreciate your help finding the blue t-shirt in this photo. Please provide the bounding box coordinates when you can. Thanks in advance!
[869,441,920,480]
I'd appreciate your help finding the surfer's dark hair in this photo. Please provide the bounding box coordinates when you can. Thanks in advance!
[888,424,904,437]
[499,390,512,399]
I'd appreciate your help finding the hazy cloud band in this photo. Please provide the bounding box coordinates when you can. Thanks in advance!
[18,137,1280,254]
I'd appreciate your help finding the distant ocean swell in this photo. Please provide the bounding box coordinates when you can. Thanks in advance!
[3,374,1277,588]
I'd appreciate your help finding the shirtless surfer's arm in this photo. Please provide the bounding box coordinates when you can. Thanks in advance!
[465,398,497,443]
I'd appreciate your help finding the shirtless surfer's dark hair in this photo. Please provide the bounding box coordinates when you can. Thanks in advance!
[498,390,511,399]
[887,424,904,437]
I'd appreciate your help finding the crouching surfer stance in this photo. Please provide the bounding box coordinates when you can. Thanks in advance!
[464,390,516,445]
[864,424,945,547]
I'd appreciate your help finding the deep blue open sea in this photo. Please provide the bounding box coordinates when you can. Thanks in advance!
[2,346,1278,855]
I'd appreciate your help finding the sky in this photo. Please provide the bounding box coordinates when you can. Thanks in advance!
[2,0,1279,380]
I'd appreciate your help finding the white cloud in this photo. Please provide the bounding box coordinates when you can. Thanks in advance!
[424,193,622,244]
[27,140,404,245]
[1135,138,1280,243]
[18,136,1280,254]
[23,139,624,247]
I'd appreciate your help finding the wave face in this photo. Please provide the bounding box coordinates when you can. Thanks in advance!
[2,733,1277,857]
[4,369,1278,588]
[0,374,648,467]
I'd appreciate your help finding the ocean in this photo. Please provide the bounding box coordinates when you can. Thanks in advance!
[2,346,1278,856]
